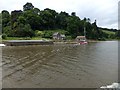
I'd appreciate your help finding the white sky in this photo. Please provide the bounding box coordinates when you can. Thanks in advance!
[0,0,119,29]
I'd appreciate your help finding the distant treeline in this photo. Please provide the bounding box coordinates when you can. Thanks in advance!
[98,27,117,32]
[1,2,120,40]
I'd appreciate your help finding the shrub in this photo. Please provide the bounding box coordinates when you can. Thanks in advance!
[2,34,7,39]
[66,36,72,40]
[35,30,44,37]
[42,31,53,38]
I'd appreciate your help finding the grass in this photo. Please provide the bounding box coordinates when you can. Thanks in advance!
[3,29,116,41]
[2,30,66,41]
[101,30,115,35]
[31,37,51,40]
[2,37,52,41]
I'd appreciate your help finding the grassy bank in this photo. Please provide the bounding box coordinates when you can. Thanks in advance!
[2,37,52,41]
[102,30,115,34]
[2,36,118,42]
[2,28,118,42]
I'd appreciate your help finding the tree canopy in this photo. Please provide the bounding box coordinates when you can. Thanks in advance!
[1,2,118,39]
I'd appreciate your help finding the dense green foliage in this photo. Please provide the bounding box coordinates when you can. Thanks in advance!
[1,2,118,40]
[0,13,2,35]
[115,30,120,39]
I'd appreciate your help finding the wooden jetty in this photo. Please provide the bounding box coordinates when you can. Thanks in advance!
[4,40,53,46]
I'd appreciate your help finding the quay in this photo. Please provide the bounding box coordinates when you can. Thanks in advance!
[4,40,54,46]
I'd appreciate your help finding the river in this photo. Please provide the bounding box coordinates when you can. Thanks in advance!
[2,41,118,88]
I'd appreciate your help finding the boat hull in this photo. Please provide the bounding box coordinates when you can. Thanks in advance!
[79,41,88,45]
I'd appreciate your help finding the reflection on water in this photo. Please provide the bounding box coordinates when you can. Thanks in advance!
[2,41,118,88]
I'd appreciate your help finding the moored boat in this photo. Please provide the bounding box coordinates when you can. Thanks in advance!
[76,36,88,45]
[76,24,88,45]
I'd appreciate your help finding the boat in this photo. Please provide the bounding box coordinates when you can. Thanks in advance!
[76,36,88,45]
[76,25,88,45]
[79,39,88,45]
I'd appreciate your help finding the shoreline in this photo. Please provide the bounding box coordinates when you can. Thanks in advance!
[2,40,54,46]
[1,39,119,46]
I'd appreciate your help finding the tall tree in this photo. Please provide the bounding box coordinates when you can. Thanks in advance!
[33,8,40,15]
[11,10,23,29]
[2,10,10,28]
[66,16,81,38]
[115,30,120,39]
[40,8,58,30]
[71,12,76,16]
[23,9,42,30]
[56,11,69,30]
[23,2,34,11]
[0,13,2,35]
[91,20,103,39]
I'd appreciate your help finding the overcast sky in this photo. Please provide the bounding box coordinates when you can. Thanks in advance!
[0,0,119,29]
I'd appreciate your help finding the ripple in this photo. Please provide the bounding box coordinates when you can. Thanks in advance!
[2,42,118,88]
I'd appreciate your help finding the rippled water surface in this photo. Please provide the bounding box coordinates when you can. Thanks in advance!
[2,41,118,88]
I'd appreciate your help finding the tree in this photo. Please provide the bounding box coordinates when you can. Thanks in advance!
[2,10,10,29]
[87,18,91,22]
[13,23,34,37]
[3,26,12,36]
[0,13,1,22]
[40,8,58,30]
[71,12,76,16]
[11,10,23,29]
[0,13,1,35]
[91,20,103,39]
[1,2,115,40]
[23,9,42,30]
[23,2,34,11]
[56,11,69,30]
[17,16,26,24]
[115,30,120,39]
[33,8,40,15]
[2,10,10,19]
[22,24,34,37]
[66,16,81,38]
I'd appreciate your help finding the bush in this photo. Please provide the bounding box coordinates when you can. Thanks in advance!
[66,36,72,40]
[42,31,53,38]
[35,30,44,37]
[2,34,7,39]
[109,34,116,39]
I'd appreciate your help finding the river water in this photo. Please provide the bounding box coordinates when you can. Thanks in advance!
[2,41,118,88]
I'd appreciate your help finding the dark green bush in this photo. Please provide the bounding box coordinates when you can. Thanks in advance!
[42,31,53,38]
[2,34,7,39]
